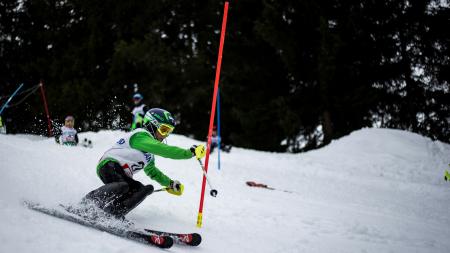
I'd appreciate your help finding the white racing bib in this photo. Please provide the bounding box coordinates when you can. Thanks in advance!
[100,129,154,178]
[60,126,77,145]
[132,104,146,117]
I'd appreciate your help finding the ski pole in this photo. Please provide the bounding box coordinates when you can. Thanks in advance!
[197,159,218,197]
[154,188,169,193]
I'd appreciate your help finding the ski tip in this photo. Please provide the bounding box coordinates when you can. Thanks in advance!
[23,200,42,210]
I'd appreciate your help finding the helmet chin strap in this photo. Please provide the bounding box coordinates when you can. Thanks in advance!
[145,123,157,138]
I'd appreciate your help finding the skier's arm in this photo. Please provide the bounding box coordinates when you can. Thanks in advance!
[143,162,171,187]
[130,132,193,159]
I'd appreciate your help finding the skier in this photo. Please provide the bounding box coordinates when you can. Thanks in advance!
[83,108,206,218]
[0,116,5,134]
[209,126,232,153]
[131,93,148,130]
[56,115,79,146]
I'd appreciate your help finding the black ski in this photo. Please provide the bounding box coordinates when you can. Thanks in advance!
[144,228,202,246]
[24,201,173,249]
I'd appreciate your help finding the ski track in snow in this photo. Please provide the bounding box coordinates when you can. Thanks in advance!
[1,128,449,253]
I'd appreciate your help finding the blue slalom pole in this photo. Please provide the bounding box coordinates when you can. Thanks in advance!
[217,87,221,170]
[0,83,24,115]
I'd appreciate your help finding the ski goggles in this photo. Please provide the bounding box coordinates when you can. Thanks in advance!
[157,123,174,137]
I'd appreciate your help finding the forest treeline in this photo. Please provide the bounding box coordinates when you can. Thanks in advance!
[1,0,449,151]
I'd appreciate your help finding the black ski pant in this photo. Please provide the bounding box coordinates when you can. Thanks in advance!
[84,161,153,217]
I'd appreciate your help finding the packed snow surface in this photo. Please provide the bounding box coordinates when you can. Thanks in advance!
[0,128,449,253]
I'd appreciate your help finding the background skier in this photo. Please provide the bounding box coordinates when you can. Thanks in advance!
[56,115,79,146]
[0,116,5,134]
[210,126,232,153]
[84,108,206,218]
[130,93,148,130]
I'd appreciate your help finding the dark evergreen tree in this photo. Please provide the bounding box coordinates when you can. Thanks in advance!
[0,0,448,150]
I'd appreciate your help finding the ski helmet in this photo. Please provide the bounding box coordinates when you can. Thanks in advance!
[65,115,75,121]
[133,93,144,105]
[133,93,143,100]
[143,108,176,136]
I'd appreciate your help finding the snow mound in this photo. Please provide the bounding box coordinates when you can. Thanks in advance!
[0,128,449,253]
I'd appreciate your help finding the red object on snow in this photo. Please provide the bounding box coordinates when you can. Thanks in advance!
[246,181,275,190]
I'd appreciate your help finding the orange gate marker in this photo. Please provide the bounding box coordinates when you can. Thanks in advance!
[196,1,229,228]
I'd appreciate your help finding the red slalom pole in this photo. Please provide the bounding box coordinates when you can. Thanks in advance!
[196,1,229,228]
[39,80,53,137]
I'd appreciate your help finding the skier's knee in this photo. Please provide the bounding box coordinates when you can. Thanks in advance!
[143,184,154,195]
[100,182,129,196]
[118,185,153,216]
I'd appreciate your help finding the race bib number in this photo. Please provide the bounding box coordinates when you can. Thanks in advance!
[131,161,145,172]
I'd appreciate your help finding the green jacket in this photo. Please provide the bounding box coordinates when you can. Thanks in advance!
[97,131,193,186]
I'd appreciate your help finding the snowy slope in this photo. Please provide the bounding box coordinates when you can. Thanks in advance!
[0,128,449,253]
